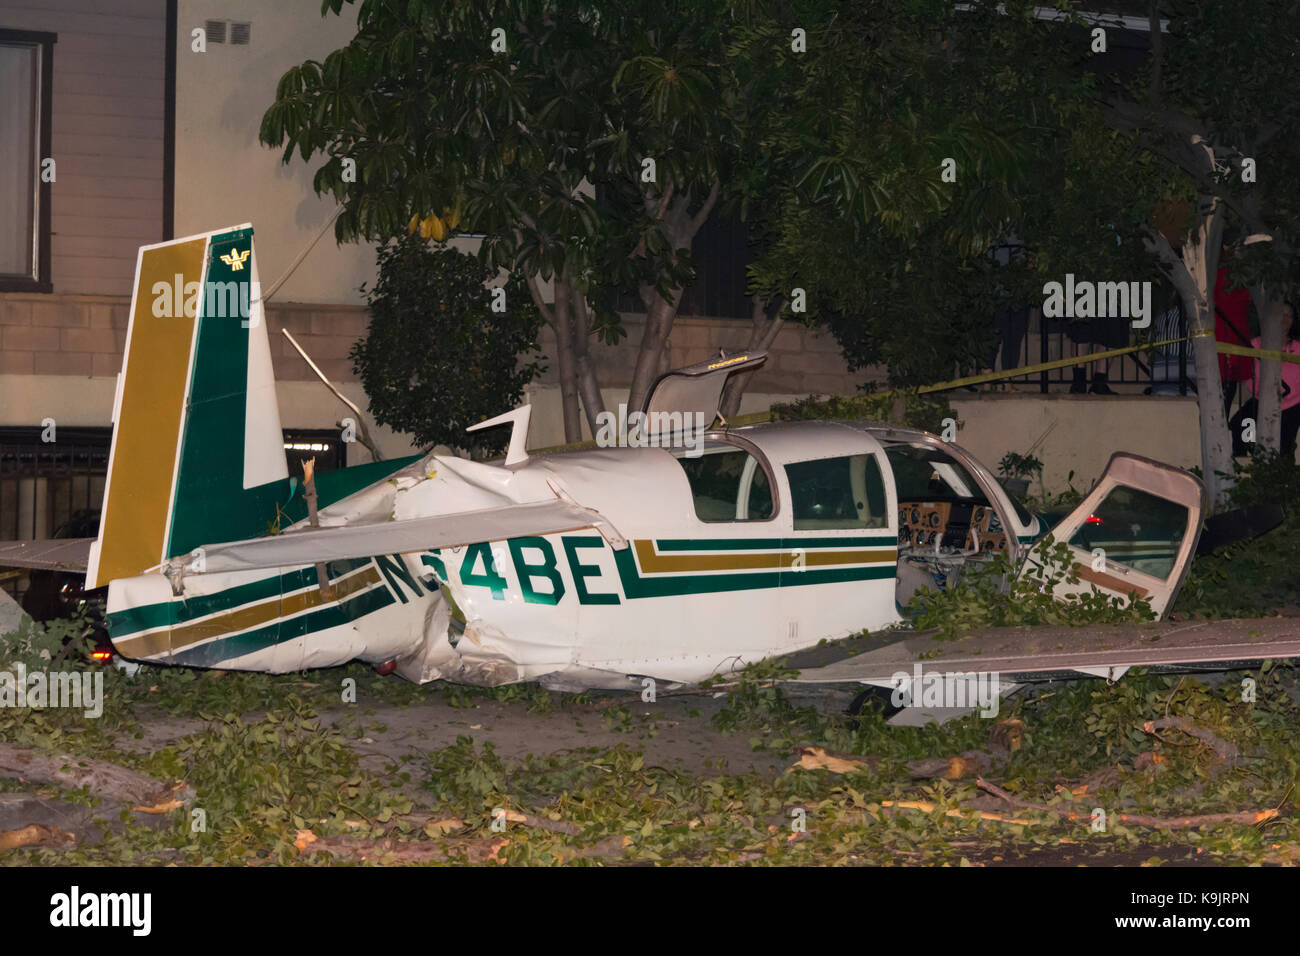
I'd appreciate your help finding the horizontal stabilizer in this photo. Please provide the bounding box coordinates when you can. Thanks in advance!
[0,538,94,572]
[186,499,618,574]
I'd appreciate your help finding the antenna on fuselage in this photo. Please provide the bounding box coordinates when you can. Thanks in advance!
[467,406,532,467]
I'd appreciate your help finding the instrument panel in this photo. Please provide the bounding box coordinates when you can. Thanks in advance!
[898,501,1008,553]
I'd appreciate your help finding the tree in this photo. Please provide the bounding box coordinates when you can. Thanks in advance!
[352,236,543,456]
[261,0,743,443]
[1089,0,1300,502]
[726,0,1068,399]
[741,0,1300,506]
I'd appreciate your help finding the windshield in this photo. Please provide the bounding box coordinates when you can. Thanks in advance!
[885,442,1033,527]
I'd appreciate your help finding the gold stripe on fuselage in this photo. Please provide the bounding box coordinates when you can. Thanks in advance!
[115,566,382,660]
[632,539,896,574]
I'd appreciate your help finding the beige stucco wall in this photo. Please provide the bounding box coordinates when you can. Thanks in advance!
[173,0,481,305]
[949,394,1203,492]
[0,368,1211,494]
[1,292,1207,487]
[173,0,366,304]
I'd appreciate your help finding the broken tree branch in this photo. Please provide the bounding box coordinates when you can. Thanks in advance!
[977,778,1276,829]
[0,823,76,852]
[281,329,385,462]
[0,744,192,812]
[879,800,1033,825]
[1143,717,1239,770]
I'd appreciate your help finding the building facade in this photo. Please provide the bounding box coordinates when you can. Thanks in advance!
[0,0,876,551]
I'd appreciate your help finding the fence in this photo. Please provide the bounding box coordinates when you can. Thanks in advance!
[991,309,1194,394]
[0,427,110,601]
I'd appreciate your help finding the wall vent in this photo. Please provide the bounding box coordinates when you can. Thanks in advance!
[203,19,227,43]
[230,22,251,45]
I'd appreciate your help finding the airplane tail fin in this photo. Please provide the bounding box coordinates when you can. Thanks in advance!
[87,225,288,588]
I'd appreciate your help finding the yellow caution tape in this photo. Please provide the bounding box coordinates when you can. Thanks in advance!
[1212,341,1300,364]
[534,328,1300,446]
[917,332,1211,394]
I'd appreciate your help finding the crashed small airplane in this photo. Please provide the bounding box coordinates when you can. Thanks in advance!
[0,225,1293,705]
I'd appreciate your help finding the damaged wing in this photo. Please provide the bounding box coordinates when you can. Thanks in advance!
[186,498,621,575]
[0,538,95,572]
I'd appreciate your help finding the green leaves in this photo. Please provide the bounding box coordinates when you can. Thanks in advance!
[909,538,1157,641]
[353,236,543,454]
[1176,452,1300,618]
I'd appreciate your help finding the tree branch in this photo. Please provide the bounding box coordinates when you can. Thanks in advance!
[688,179,721,235]
[526,275,555,326]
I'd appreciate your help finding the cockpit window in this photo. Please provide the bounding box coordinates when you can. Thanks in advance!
[784,454,888,530]
[886,444,986,501]
[675,443,774,522]
[885,441,1033,529]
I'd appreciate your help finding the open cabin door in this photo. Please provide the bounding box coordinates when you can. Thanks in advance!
[638,352,767,442]
[1018,453,1205,619]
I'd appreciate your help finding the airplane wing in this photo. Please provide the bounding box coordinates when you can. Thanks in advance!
[186,498,622,575]
[783,617,1300,684]
[0,538,95,572]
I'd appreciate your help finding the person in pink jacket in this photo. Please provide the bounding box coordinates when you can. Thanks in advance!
[1232,302,1300,456]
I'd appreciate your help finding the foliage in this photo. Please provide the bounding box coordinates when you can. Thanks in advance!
[908,538,1157,640]
[771,389,954,435]
[736,0,1092,389]
[353,236,542,455]
[997,451,1043,483]
[161,703,408,864]
[261,0,750,437]
[1224,447,1300,510]
[0,608,99,671]
[1176,449,1300,617]
[4,645,1297,864]
[1024,470,1084,514]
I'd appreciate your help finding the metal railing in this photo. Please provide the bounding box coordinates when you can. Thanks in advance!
[0,427,110,601]
[987,310,1193,393]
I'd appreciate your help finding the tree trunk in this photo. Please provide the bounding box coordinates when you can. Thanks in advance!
[550,277,583,443]
[570,287,606,435]
[718,294,789,419]
[526,275,583,444]
[1250,285,1287,453]
[625,181,720,414]
[1180,204,1232,506]
[629,285,685,413]
[1189,316,1233,504]
[0,744,191,811]
[1148,201,1231,506]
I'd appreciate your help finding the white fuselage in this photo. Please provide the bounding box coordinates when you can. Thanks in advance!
[106,421,1037,689]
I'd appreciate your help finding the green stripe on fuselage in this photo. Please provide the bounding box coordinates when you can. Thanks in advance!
[167,582,395,668]
[614,548,893,598]
[653,535,896,551]
[106,557,374,638]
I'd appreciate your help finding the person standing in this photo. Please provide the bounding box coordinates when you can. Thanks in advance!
[1065,313,1127,394]
[1215,262,1253,417]
[978,238,1031,391]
